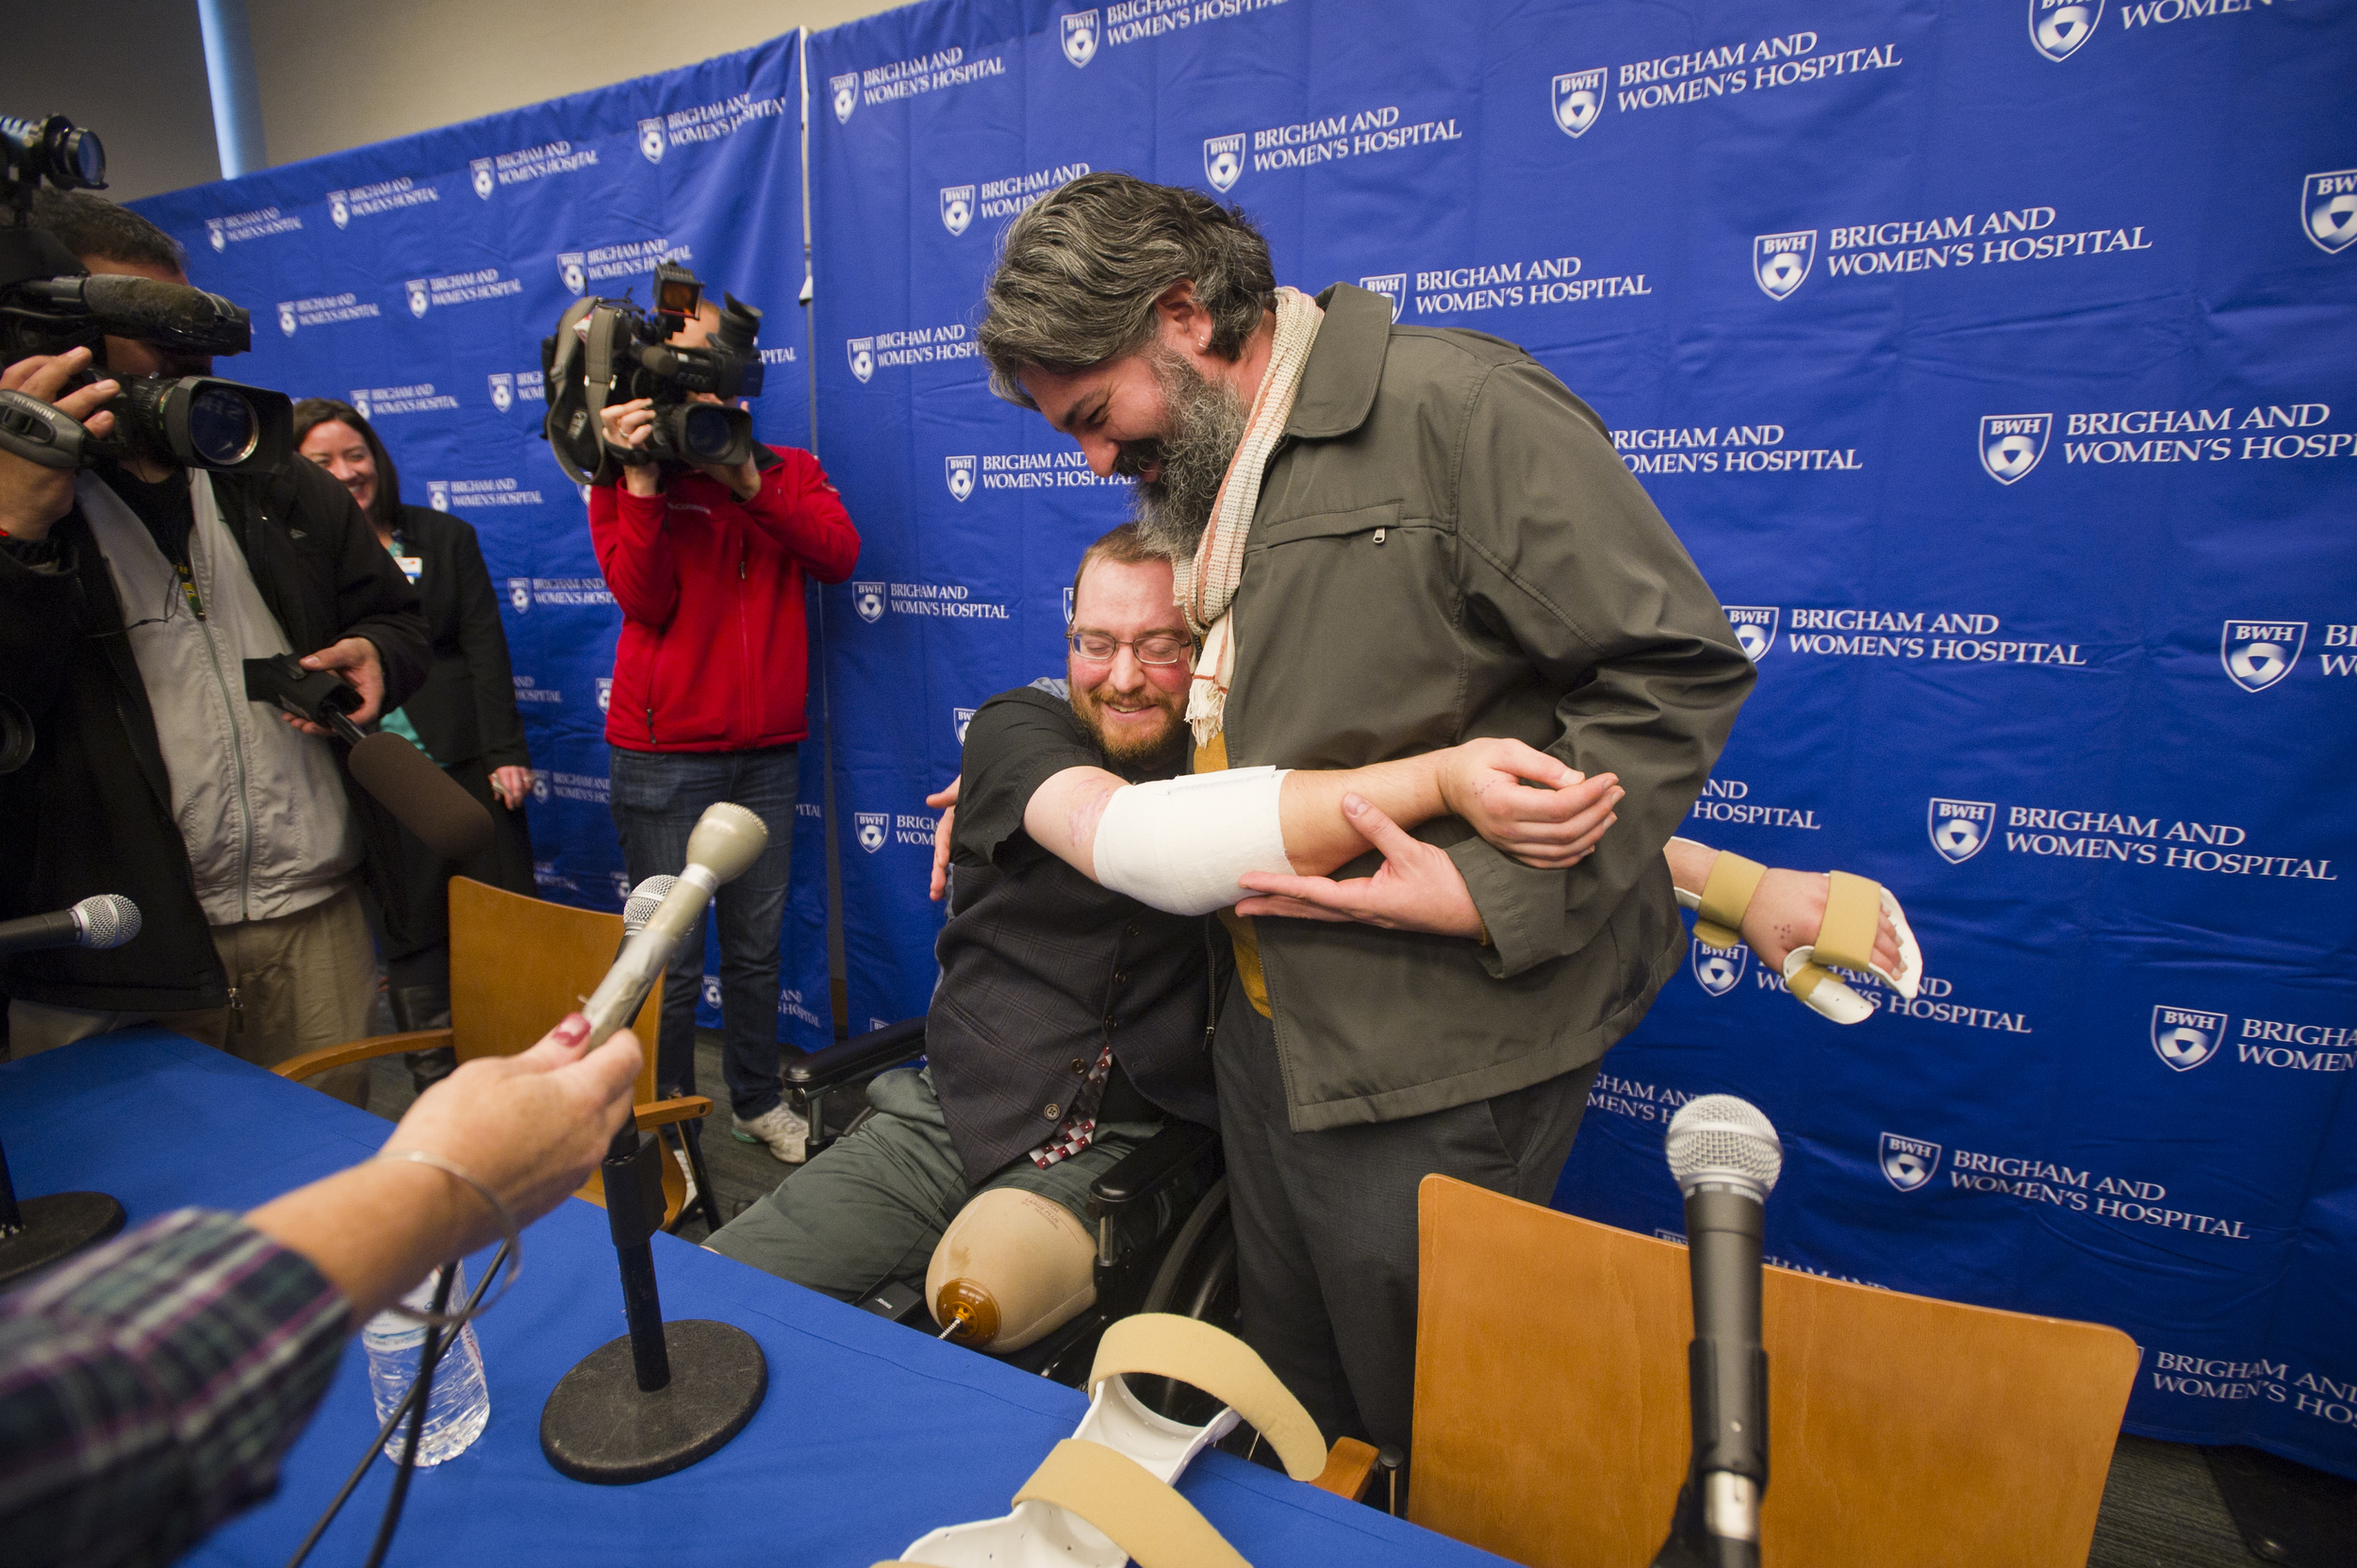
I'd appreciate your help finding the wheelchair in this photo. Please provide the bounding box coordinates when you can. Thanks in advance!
[783,1016,1241,1419]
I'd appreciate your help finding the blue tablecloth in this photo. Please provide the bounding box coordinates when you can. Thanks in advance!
[0,1031,1504,1567]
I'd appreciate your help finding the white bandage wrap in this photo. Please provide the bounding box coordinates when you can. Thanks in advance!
[1090,767,1294,916]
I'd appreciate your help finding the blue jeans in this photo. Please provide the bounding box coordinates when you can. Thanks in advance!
[608,744,797,1119]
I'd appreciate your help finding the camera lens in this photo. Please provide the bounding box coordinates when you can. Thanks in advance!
[184,384,260,467]
[680,403,733,463]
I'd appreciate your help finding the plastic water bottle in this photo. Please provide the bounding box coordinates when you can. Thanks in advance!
[360,1263,490,1466]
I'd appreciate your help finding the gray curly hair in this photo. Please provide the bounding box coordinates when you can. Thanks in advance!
[978,172,1276,407]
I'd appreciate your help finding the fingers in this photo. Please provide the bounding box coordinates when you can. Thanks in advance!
[1232,893,1355,922]
[512,1011,595,1069]
[923,775,963,810]
[1340,793,1421,858]
[569,1031,646,1123]
[1485,737,1580,787]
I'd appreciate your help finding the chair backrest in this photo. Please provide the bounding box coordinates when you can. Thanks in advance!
[448,876,662,1108]
[1409,1175,2139,1568]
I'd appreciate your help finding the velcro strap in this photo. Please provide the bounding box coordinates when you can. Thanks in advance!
[1693,919,1742,951]
[1014,1440,1252,1568]
[1088,1313,1327,1481]
[1786,961,1830,1002]
[1695,852,1767,939]
[1813,871,1882,975]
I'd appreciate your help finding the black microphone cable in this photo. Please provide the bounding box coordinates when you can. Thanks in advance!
[281,1242,508,1568]
[359,1263,454,1568]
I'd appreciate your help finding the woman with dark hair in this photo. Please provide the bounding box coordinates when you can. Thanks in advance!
[293,399,536,1085]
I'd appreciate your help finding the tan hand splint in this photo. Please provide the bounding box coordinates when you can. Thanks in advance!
[883,1314,1325,1568]
[1672,840,1924,1025]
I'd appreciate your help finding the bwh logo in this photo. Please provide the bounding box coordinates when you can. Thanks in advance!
[851,582,886,624]
[1359,274,1406,321]
[945,455,976,502]
[1880,1132,1942,1192]
[206,220,226,252]
[954,707,976,745]
[405,279,430,319]
[2151,1005,2227,1072]
[1928,798,1994,864]
[1754,231,1816,300]
[328,191,350,229]
[349,389,372,420]
[2305,170,2357,255]
[487,372,513,412]
[470,158,494,199]
[426,482,450,512]
[2029,0,2104,62]
[1552,70,1606,139]
[846,338,874,384]
[831,73,859,124]
[529,769,550,802]
[595,677,613,714]
[558,253,586,295]
[1690,938,1747,998]
[1722,606,1778,661]
[1980,413,2052,485]
[277,302,297,338]
[638,118,666,164]
[508,578,532,614]
[940,186,975,237]
[2220,620,2306,693]
[1063,9,1099,68]
[701,975,723,1010]
[1204,136,1244,194]
[854,812,889,852]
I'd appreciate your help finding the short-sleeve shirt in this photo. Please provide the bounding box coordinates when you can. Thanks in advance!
[925,686,1215,1186]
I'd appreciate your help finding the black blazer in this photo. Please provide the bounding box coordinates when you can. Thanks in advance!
[387,503,530,772]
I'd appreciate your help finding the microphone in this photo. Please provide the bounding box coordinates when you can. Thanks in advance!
[1654,1095,1783,1568]
[622,875,676,937]
[0,894,140,957]
[581,805,765,1048]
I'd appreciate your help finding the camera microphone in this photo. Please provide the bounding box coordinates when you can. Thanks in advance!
[0,894,140,957]
[1653,1095,1783,1568]
[14,273,252,355]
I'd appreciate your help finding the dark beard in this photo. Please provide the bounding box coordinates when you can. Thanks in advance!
[1075,693,1190,773]
[1126,346,1247,561]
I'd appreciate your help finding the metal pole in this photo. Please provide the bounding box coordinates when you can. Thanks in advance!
[195,0,268,177]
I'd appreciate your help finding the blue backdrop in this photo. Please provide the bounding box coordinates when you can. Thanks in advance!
[138,0,2357,1477]
[136,35,835,1047]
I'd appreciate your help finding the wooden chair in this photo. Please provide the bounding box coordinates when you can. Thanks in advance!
[1408,1175,2140,1568]
[274,877,710,1229]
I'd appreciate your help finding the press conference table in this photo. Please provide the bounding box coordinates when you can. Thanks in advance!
[1,1030,1506,1568]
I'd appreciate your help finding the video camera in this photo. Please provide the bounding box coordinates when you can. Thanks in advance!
[542,260,765,484]
[0,113,291,474]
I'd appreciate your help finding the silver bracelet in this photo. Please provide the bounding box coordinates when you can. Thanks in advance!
[373,1149,522,1326]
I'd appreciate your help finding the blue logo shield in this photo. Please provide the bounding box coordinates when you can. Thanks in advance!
[1980,413,2051,484]
[1753,232,1816,300]
[1063,10,1099,68]
[1881,1132,1942,1192]
[2220,620,2306,692]
[1928,799,1995,865]
[2305,170,2357,255]
[2029,0,2105,62]
[2151,1006,2227,1072]
[1553,71,1606,139]
[1691,939,1747,998]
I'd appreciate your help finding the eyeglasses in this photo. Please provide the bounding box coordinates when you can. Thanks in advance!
[1066,631,1191,667]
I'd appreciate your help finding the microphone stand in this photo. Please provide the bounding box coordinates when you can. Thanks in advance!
[536,1118,766,1483]
[0,1131,124,1288]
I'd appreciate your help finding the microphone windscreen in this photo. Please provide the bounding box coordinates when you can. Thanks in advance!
[73,894,140,949]
[76,272,251,354]
[684,801,768,883]
[349,733,495,861]
[1665,1094,1784,1199]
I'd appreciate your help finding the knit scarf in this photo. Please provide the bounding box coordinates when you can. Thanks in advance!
[1176,286,1325,749]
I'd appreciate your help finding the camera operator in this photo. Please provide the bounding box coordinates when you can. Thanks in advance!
[589,297,859,1162]
[294,398,536,1089]
[0,192,427,1101]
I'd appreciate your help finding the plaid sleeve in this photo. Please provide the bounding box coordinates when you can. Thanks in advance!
[0,1209,350,1568]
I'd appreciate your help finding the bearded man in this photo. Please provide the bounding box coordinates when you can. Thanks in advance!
[709,523,1616,1305]
[973,173,1759,1454]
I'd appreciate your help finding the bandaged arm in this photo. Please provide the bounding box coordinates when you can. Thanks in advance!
[1023,754,1457,917]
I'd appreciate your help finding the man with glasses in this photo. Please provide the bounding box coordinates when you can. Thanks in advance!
[709,523,1608,1303]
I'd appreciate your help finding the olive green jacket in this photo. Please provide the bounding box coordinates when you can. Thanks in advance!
[1228,283,1755,1131]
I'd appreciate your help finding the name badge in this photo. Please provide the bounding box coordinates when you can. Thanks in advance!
[396,556,423,583]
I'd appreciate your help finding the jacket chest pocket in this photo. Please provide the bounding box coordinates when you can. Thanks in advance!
[1235,503,1464,763]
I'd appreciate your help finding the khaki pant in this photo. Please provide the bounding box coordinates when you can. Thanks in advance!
[8,884,376,1106]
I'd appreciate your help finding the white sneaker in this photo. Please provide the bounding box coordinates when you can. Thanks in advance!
[732,1103,810,1164]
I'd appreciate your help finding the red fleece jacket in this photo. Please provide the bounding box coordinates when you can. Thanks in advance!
[588,446,860,751]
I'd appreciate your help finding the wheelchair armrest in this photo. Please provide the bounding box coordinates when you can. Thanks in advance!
[783,1016,927,1096]
[1088,1120,1218,1212]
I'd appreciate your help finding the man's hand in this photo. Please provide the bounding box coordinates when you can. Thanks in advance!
[1435,737,1621,869]
[1739,866,1905,978]
[490,765,534,811]
[285,636,386,732]
[1,349,119,543]
[927,776,962,901]
[598,397,665,499]
[1236,794,1485,938]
